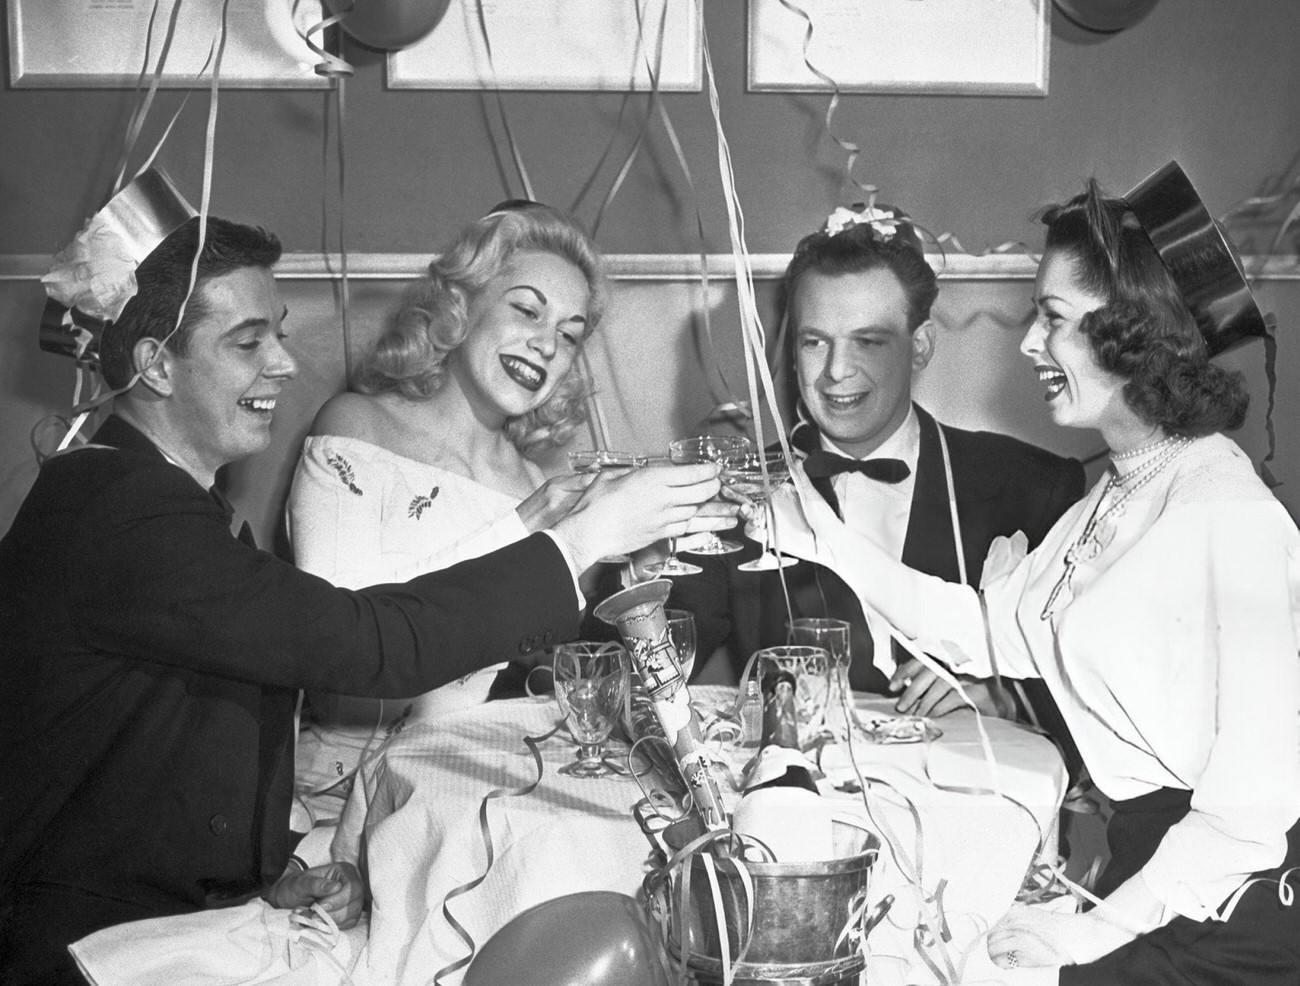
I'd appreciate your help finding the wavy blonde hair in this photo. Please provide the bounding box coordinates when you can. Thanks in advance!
[355,203,607,457]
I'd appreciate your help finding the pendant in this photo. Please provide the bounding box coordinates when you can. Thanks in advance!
[1064,536,1100,567]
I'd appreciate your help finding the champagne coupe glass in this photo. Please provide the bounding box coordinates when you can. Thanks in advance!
[664,608,697,682]
[642,451,704,576]
[553,641,631,778]
[668,435,752,556]
[567,449,648,564]
[722,451,798,572]
[788,617,856,740]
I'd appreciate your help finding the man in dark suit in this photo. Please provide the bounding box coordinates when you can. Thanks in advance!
[677,203,1084,749]
[0,208,734,985]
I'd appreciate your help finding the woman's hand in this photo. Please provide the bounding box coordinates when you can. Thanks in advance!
[265,861,365,930]
[888,658,1015,718]
[516,472,596,533]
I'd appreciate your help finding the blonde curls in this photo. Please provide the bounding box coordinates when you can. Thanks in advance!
[354,204,607,458]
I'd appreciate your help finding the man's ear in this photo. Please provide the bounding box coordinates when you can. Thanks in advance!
[132,338,174,397]
[911,319,936,371]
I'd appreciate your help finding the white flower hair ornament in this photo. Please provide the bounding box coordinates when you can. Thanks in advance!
[39,168,195,367]
[823,203,903,240]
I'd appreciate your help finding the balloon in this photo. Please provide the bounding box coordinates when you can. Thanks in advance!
[324,0,451,51]
[1053,0,1159,34]
[464,891,670,986]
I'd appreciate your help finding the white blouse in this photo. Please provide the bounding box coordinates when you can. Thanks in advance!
[774,433,1300,922]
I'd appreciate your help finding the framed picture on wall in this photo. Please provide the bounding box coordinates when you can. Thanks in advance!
[7,0,332,88]
[748,0,1050,96]
[387,0,701,92]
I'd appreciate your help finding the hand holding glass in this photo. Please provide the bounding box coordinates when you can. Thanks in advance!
[553,641,630,778]
[667,435,751,556]
[567,450,647,564]
[721,451,798,572]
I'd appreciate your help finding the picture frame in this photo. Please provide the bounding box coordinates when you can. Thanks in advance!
[748,0,1050,97]
[7,0,332,89]
[387,0,701,92]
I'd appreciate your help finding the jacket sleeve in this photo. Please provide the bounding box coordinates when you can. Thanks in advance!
[70,462,580,697]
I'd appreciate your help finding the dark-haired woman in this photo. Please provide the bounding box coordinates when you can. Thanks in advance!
[769,176,1300,983]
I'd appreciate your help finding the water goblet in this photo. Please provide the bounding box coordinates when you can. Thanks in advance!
[667,435,752,556]
[721,451,798,572]
[755,644,831,747]
[553,641,631,778]
[567,449,648,564]
[787,617,857,740]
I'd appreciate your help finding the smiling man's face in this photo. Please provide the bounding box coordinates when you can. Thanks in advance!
[793,267,933,457]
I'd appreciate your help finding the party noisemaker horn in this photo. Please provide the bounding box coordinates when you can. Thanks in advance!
[594,580,727,830]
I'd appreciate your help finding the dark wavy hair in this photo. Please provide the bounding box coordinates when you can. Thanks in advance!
[780,209,938,332]
[354,202,606,458]
[1041,180,1248,435]
[777,208,938,414]
[99,217,282,390]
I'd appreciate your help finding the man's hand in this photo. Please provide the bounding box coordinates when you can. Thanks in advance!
[265,861,364,930]
[888,657,1015,718]
[554,462,738,573]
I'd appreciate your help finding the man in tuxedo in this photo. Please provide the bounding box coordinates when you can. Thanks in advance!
[0,212,734,985]
[678,204,1084,747]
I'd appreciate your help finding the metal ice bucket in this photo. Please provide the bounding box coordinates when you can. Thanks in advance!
[661,816,883,986]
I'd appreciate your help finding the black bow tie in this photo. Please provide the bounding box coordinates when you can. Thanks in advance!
[802,450,910,484]
[801,451,909,520]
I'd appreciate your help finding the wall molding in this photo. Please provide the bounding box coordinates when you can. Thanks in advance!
[4,252,1299,282]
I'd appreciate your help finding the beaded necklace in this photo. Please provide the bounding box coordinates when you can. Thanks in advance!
[1040,436,1193,620]
[1109,433,1181,462]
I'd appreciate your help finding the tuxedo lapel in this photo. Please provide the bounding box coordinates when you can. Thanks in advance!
[901,407,963,584]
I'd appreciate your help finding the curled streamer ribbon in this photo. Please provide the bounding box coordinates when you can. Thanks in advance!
[432,723,562,986]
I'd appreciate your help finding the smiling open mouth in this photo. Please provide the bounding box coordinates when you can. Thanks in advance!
[238,397,277,414]
[500,355,547,393]
[1035,366,1067,401]
[821,391,867,410]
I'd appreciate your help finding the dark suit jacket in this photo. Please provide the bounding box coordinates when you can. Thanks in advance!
[0,416,579,981]
[672,406,1085,769]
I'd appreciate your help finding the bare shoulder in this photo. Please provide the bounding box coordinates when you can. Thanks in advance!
[308,391,391,441]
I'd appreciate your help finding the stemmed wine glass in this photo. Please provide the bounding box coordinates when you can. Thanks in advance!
[553,641,631,778]
[720,451,798,572]
[567,449,648,564]
[667,435,752,556]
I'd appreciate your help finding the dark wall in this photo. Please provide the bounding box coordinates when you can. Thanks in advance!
[3,3,1299,256]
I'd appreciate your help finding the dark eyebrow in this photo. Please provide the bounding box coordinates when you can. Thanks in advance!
[507,284,587,326]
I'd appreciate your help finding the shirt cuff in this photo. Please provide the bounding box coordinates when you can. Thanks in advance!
[540,529,586,610]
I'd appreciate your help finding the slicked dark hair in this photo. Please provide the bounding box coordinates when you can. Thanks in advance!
[99,216,282,389]
[1041,180,1248,435]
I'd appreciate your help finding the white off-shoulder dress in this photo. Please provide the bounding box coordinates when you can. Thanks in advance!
[286,433,542,824]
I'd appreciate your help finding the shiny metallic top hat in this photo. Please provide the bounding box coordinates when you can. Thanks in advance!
[39,167,196,367]
[1123,161,1273,357]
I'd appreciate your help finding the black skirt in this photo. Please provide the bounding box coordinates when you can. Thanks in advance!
[1061,787,1300,985]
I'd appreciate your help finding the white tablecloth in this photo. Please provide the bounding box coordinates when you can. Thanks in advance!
[72,686,1067,986]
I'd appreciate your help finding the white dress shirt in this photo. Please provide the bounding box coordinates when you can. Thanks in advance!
[821,405,922,564]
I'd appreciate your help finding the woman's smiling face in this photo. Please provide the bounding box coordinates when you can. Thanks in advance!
[1021,249,1127,432]
[452,250,590,422]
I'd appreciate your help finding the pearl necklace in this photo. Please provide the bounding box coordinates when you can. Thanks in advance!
[1040,435,1193,621]
[1109,433,1181,462]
